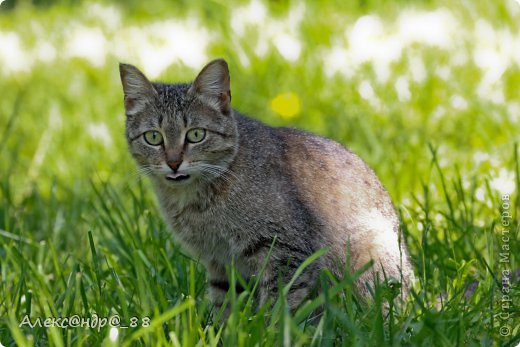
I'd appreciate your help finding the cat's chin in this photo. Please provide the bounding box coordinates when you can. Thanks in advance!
[165,172,191,184]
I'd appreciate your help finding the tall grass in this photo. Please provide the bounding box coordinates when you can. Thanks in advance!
[0,146,518,345]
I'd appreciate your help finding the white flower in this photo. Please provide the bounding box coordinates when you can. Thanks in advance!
[490,169,515,195]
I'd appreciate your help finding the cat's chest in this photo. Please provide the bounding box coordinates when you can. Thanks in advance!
[155,181,286,264]
[164,202,239,259]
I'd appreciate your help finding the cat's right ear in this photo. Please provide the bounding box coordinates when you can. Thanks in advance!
[119,63,158,116]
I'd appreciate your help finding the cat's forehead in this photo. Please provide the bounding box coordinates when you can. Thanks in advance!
[154,82,218,130]
[154,82,192,111]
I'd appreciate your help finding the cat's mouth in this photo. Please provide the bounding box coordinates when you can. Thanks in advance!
[165,172,191,182]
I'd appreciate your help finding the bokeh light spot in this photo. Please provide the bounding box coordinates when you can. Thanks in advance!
[270,92,301,119]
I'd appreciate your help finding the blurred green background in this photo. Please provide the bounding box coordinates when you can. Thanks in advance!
[0,0,519,345]
[1,0,518,202]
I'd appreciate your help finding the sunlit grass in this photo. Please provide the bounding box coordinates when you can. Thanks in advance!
[0,0,519,345]
[1,151,518,345]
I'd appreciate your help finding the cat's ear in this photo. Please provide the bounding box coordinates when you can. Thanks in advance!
[119,63,158,116]
[188,59,231,114]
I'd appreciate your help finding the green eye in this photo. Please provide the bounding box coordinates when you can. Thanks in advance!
[143,131,163,146]
[186,128,206,143]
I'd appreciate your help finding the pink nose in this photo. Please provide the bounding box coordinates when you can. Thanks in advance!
[167,160,182,172]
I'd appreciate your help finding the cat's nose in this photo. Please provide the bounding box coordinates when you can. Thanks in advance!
[167,160,183,172]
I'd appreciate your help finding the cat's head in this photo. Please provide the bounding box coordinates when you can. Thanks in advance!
[119,59,238,187]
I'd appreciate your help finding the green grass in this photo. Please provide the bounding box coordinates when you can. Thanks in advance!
[1,0,519,345]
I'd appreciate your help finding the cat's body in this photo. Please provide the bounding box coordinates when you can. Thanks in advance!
[119,59,414,310]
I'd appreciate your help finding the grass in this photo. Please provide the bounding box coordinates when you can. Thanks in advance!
[0,0,519,345]
[1,148,518,346]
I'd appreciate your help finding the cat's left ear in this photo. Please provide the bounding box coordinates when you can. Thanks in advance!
[119,63,158,116]
[188,59,231,114]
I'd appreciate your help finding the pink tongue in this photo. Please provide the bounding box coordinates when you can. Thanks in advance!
[166,172,188,180]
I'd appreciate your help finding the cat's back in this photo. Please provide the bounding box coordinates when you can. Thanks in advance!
[272,125,403,275]
[234,114,396,222]
[276,126,396,219]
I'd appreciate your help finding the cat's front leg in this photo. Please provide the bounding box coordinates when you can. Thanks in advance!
[256,254,316,311]
[206,261,231,317]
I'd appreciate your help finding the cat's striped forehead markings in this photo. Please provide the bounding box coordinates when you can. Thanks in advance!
[154,83,196,130]
[155,83,190,107]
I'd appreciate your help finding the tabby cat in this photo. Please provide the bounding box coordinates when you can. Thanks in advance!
[119,59,414,311]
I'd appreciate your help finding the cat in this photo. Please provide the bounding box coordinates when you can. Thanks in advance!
[119,58,414,312]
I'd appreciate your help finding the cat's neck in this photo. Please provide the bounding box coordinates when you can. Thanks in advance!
[151,172,234,214]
